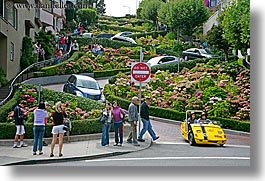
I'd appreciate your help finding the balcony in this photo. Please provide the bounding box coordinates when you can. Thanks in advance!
[53,7,63,17]
[40,9,53,26]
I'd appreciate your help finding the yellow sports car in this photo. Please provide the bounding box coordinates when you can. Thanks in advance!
[181,110,227,146]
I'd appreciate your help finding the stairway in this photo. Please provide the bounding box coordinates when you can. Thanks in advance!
[0,83,11,103]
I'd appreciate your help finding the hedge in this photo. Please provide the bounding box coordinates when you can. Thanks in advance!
[97,24,145,33]
[0,92,20,122]
[103,84,250,132]
[0,119,103,139]
[94,68,131,78]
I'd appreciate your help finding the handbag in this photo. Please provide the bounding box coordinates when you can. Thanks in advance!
[120,111,124,119]
[98,112,108,124]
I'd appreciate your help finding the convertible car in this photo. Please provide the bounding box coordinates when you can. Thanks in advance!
[180,110,227,147]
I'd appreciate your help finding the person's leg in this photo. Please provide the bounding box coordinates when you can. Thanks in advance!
[132,123,138,144]
[147,120,157,140]
[127,122,133,142]
[13,126,19,147]
[38,126,45,153]
[106,123,111,145]
[19,125,26,146]
[101,124,107,146]
[138,119,148,140]
[50,134,57,156]
[114,123,119,145]
[118,122,123,145]
[33,126,38,153]
[58,133,64,156]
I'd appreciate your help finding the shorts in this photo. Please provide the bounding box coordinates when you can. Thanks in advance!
[16,125,25,135]
[51,125,64,134]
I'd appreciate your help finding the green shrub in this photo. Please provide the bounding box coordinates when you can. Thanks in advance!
[0,92,20,122]
[94,68,131,78]
[0,68,8,88]
[20,36,36,70]
[98,24,144,33]
[127,31,168,39]
[166,32,176,40]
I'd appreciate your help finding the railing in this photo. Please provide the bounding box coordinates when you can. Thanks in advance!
[0,45,72,107]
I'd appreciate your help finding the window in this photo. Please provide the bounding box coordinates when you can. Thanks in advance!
[10,42,14,61]
[0,0,3,18]
[159,57,175,64]
[68,76,75,83]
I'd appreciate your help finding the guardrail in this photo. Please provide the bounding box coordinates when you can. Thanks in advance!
[0,45,72,107]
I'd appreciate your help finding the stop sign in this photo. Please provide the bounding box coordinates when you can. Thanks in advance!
[131,62,151,82]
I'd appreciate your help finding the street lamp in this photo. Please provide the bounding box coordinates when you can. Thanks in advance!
[122,5,131,14]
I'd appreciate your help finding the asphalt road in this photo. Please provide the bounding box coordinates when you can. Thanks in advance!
[41,80,250,166]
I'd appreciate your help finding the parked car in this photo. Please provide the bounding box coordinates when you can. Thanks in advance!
[182,48,217,61]
[96,33,115,38]
[111,36,137,44]
[114,31,133,37]
[63,74,105,102]
[147,56,180,68]
[82,33,94,38]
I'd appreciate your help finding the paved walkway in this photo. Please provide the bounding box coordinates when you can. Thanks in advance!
[0,130,151,166]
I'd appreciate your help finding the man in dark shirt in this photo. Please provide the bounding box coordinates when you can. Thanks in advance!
[13,101,28,148]
[137,97,159,142]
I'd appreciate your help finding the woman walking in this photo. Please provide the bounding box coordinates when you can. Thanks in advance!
[111,101,125,146]
[50,102,66,157]
[33,102,48,155]
[101,102,112,146]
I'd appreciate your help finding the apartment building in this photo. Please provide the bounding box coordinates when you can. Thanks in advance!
[0,0,65,81]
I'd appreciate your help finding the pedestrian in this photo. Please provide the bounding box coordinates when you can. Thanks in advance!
[79,25,84,35]
[13,101,28,148]
[111,101,126,146]
[137,97,159,142]
[42,102,51,146]
[101,102,112,146]
[92,43,98,54]
[33,41,39,58]
[50,102,66,157]
[56,48,63,64]
[59,35,66,53]
[71,40,79,56]
[32,102,48,155]
[64,115,72,143]
[38,44,45,62]
[65,35,71,52]
[127,97,140,146]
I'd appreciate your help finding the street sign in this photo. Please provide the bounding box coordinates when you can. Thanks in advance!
[131,62,151,83]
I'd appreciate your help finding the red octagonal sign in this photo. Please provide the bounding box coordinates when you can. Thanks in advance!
[131,62,151,82]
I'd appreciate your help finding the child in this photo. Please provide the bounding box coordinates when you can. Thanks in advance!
[64,118,72,143]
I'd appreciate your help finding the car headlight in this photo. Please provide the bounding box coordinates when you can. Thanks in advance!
[76,91,83,97]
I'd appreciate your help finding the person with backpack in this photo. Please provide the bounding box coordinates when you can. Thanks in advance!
[111,101,126,146]
[50,102,67,157]
[64,116,72,143]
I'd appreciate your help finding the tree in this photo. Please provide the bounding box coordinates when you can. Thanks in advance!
[221,0,250,53]
[207,25,230,61]
[158,0,210,37]
[140,0,163,30]
[20,37,36,70]
[96,0,106,15]
[76,8,98,27]
[35,29,54,60]
[65,1,76,23]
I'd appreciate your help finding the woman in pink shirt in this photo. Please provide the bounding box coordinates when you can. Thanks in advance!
[111,101,126,146]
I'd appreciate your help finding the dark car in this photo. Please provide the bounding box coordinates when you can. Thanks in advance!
[96,33,115,38]
[63,74,105,102]
[182,48,217,61]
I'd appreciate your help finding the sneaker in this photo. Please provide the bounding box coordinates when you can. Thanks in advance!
[133,142,140,146]
[137,138,145,142]
[113,143,118,146]
[20,144,28,147]
[13,144,21,148]
[43,141,48,146]
[153,136,160,141]
[118,143,122,147]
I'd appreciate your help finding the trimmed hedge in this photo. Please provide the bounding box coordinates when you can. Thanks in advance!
[98,24,145,33]
[94,68,131,78]
[0,92,20,122]
[103,84,250,132]
[0,119,103,139]
[127,31,168,39]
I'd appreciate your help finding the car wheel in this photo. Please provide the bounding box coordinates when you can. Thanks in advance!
[188,132,196,146]
[184,56,188,61]
[220,144,224,147]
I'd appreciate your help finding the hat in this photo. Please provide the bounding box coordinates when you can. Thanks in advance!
[201,112,206,116]
[132,96,139,101]
[145,96,151,100]
[190,111,195,115]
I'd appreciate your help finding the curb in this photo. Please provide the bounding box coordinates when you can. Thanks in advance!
[2,139,153,166]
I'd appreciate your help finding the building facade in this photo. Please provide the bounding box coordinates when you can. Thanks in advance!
[0,0,65,81]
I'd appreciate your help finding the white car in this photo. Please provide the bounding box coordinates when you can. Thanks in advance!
[82,33,94,38]
[114,31,133,37]
[147,56,180,68]
[111,36,137,44]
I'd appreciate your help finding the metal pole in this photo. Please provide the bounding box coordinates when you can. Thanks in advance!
[38,84,41,104]
[138,47,143,134]
[178,58,180,72]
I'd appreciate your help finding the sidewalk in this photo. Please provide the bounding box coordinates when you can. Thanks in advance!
[0,131,152,166]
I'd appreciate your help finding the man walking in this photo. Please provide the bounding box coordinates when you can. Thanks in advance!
[137,97,159,142]
[127,97,140,146]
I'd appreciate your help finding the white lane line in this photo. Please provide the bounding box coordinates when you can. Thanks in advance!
[85,157,250,162]
[155,142,250,148]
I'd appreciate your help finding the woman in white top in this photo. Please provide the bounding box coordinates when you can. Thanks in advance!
[33,102,48,155]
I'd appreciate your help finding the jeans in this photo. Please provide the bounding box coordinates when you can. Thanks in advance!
[138,119,157,140]
[101,122,111,146]
[114,122,123,144]
[33,125,45,152]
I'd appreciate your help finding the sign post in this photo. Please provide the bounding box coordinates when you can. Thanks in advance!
[37,84,42,104]
[131,47,151,134]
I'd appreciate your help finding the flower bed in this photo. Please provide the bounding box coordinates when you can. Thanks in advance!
[106,60,250,121]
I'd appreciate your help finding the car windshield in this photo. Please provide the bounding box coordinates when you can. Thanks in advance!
[76,79,99,90]
[200,49,213,54]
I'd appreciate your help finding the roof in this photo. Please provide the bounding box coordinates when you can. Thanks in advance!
[72,74,97,82]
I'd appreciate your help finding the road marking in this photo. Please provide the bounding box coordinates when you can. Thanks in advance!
[155,141,250,148]
[85,156,250,162]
